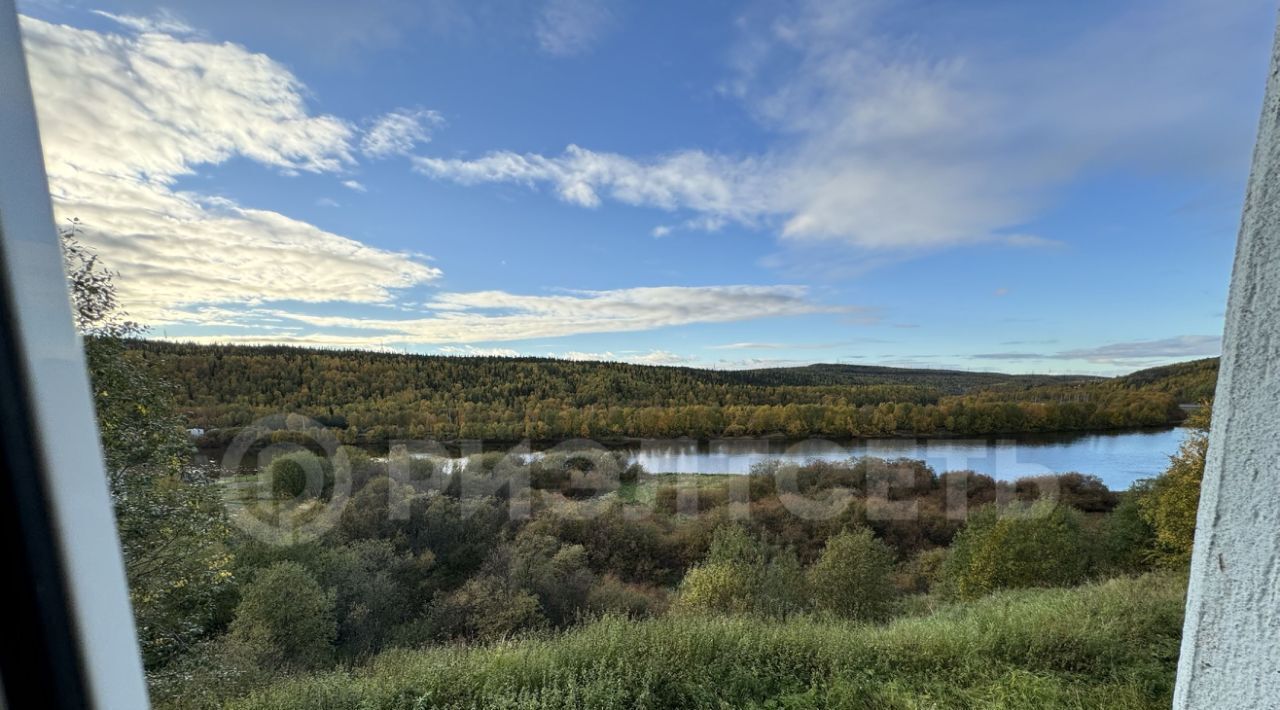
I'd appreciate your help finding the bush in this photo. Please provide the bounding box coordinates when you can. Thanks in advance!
[267,451,333,499]
[1138,404,1210,565]
[1097,491,1157,574]
[939,501,1096,600]
[587,575,669,618]
[484,533,597,627]
[893,547,949,594]
[674,526,806,617]
[424,575,545,642]
[1015,472,1118,512]
[807,528,897,621]
[229,562,336,671]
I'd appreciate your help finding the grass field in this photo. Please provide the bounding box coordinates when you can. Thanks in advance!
[227,573,1184,710]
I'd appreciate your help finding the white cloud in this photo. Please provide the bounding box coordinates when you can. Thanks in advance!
[414,144,776,222]
[156,333,403,351]
[91,10,196,36]
[342,179,368,192]
[361,107,444,159]
[437,345,522,357]
[22,16,440,324]
[535,0,615,56]
[971,335,1221,364]
[414,0,1270,251]
[1055,336,1222,363]
[555,350,695,366]
[241,284,848,344]
[710,341,848,351]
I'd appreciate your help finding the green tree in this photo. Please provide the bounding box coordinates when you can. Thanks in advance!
[63,223,233,668]
[229,562,336,670]
[266,450,332,499]
[1138,404,1211,565]
[807,528,896,621]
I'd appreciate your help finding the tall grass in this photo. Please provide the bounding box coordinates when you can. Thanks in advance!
[229,573,1184,710]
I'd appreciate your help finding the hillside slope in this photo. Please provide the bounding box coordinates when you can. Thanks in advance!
[123,340,1214,442]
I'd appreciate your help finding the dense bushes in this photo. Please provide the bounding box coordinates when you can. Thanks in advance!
[939,501,1096,600]
[675,526,807,617]
[225,574,1187,710]
[229,562,336,670]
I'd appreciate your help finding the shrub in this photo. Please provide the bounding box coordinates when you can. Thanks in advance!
[1015,472,1118,512]
[939,501,1096,600]
[1138,404,1210,565]
[229,562,336,671]
[425,575,545,642]
[893,546,949,595]
[335,476,419,546]
[674,525,806,617]
[486,533,597,627]
[1097,491,1157,574]
[266,451,333,499]
[807,528,897,621]
[586,575,669,618]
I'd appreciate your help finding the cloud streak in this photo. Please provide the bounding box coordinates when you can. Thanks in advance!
[971,335,1221,364]
[236,284,850,344]
[413,0,1269,251]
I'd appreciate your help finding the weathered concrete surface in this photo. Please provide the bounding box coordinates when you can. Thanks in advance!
[1173,14,1280,710]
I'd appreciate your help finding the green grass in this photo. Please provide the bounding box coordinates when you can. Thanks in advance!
[228,573,1185,710]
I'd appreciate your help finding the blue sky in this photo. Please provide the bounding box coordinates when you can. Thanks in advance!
[17,0,1277,374]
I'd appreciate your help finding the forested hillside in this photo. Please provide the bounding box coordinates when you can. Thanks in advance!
[123,340,1216,443]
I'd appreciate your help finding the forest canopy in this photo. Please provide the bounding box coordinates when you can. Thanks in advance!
[122,340,1216,444]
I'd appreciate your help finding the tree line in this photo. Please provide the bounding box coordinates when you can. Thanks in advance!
[120,340,1210,443]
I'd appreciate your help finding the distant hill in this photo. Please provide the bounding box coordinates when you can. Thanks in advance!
[122,339,1214,443]
[1110,357,1219,403]
[718,363,1098,394]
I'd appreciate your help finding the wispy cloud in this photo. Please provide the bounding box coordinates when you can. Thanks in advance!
[414,0,1267,252]
[971,335,1221,364]
[710,341,851,351]
[556,350,694,366]
[342,179,368,192]
[91,9,196,36]
[226,285,852,344]
[437,345,522,357]
[535,0,616,56]
[362,107,444,159]
[22,16,440,325]
[1055,336,1222,363]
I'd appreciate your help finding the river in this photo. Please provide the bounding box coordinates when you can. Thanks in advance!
[616,427,1187,491]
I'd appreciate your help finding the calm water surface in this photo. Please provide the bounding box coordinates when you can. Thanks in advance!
[207,427,1190,493]
[622,428,1187,491]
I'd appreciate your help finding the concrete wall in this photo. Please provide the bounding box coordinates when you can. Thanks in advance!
[1173,14,1280,709]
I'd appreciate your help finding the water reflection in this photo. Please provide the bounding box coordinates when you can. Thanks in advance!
[624,428,1186,491]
